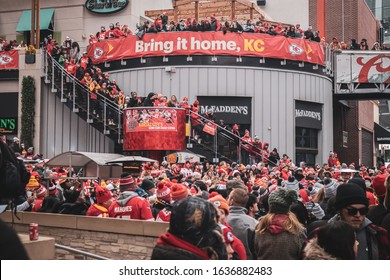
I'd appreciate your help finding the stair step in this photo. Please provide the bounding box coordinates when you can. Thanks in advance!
[73,108,79,113]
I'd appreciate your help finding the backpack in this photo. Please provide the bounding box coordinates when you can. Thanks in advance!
[0,140,30,200]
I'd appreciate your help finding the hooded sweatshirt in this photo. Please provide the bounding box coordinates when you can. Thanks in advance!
[108,191,153,220]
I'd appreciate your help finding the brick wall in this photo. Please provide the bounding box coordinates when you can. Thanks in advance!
[0,211,167,260]
[309,0,378,44]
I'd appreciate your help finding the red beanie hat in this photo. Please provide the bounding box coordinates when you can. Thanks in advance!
[171,183,188,202]
[119,173,136,192]
[96,185,112,204]
[209,192,229,215]
[157,181,171,202]
[372,174,388,197]
[35,185,47,199]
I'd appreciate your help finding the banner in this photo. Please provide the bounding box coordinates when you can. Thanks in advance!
[125,108,177,132]
[198,96,252,124]
[336,52,390,84]
[0,50,19,69]
[123,108,186,151]
[87,32,324,65]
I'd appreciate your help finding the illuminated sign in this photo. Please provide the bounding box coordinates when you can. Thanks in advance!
[0,117,17,134]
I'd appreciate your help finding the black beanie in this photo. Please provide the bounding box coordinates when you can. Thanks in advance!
[334,183,369,210]
[348,177,366,192]
[141,179,155,191]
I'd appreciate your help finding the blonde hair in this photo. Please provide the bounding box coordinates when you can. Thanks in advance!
[256,212,304,235]
[312,187,325,204]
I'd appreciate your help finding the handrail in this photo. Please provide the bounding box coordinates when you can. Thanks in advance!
[55,243,111,260]
[188,109,273,164]
[46,51,122,113]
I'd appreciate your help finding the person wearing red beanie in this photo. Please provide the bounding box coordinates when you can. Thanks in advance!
[32,186,47,212]
[155,183,189,222]
[209,192,247,260]
[154,181,173,222]
[367,174,390,228]
[86,185,113,218]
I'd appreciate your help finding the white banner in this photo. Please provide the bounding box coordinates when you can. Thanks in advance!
[336,52,390,84]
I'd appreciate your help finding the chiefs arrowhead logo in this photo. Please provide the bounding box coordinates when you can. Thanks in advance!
[289,44,304,56]
[93,47,104,59]
[0,54,13,65]
[127,118,138,131]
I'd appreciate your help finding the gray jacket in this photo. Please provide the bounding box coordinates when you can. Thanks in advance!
[226,206,258,259]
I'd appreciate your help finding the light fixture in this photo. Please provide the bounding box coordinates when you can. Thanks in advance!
[313,64,318,70]
[259,58,265,64]
[280,59,286,65]
[121,59,127,65]
[236,56,242,62]
[163,56,169,62]
[299,62,305,67]
[211,56,217,62]
[187,56,192,61]
[140,57,146,64]
[104,62,110,67]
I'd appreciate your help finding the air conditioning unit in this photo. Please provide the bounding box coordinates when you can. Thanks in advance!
[257,0,266,6]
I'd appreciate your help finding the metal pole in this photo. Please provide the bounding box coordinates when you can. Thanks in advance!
[35,0,40,49]
[30,0,35,47]
[61,68,64,100]
[118,108,122,143]
[51,58,56,92]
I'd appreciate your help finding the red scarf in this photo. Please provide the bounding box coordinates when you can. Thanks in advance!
[157,232,210,260]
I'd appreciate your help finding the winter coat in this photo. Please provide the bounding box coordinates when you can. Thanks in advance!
[303,238,337,260]
[226,206,257,259]
[328,215,390,260]
[254,215,306,260]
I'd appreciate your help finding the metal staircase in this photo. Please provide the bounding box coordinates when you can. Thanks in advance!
[43,52,123,152]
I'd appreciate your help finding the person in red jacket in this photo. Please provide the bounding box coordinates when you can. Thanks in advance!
[32,186,47,212]
[108,173,154,220]
[86,185,114,218]
[97,26,106,41]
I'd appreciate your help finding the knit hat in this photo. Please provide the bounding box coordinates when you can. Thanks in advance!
[193,172,202,180]
[48,183,57,195]
[324,179,339,199]
[96,185,112,204]
[119,173,136,192]
[209,192,229,215]
[268,188,298,214]
[371,174,387,198]
[220,224,234,244]
[141,179,155,191]
[334,183,369,210]
[171,183,188,202]
[283,176,299,192]
[305,201,325,220]
[26,176,40,190]
[156,181,171,202]
[35,186,47,198]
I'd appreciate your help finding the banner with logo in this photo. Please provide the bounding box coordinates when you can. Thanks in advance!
[295,100,322,129]
[87,32,324,65]
[0,50,18,69]
[336,52,390,84]
[198,96,252,124]
[124,108,178,132]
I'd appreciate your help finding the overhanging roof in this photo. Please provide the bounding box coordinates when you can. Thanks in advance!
[375,122,390,144]
[45,151,123,167]
[106,156,157,164]
[16,8,54,32]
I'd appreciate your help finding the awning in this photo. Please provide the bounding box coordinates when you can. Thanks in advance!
[16,8,54,32]
[374,122,390,143]
[45,151,122,167]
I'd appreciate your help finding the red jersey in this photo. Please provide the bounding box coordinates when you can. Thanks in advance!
[97,31,106,41]
[79,57,89,70]
[32,199,43,212]
[86,203,110,218]
[108,193,153,220]
[156,208,171,222]
[66,64,77,75]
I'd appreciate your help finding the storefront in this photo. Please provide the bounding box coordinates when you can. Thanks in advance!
[295,100,322,166]
[0,92,18,140]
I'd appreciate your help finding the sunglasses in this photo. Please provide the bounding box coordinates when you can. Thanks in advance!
[346,207,369,216]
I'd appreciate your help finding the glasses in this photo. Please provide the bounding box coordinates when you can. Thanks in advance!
[346,207,369,216]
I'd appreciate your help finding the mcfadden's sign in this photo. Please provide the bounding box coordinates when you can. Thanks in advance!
[0,117,17,134]
[198,96,252,124]
[85,0,129,14]
[295,101,322,130]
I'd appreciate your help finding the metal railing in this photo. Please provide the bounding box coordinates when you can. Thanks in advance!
[43,51,123,143]
[55,243,111,260]
[188,109,272,164]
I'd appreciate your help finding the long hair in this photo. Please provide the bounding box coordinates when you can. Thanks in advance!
[312,187,325,204]
[256,212,304,235]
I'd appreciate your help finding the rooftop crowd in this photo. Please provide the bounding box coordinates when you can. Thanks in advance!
[2,134,390,260]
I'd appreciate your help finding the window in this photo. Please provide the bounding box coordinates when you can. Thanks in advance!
[296,127,318,149]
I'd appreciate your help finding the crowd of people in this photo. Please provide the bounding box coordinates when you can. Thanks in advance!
[2,133,390,260]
